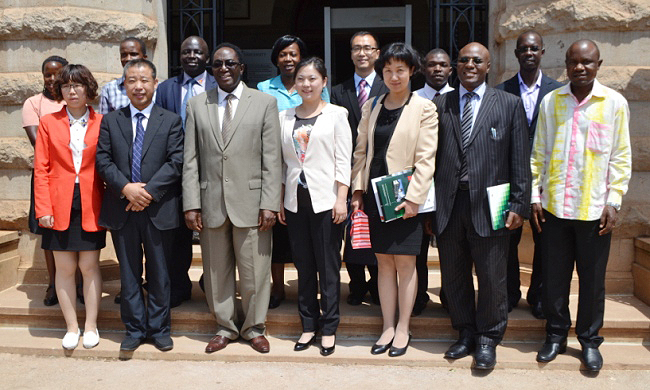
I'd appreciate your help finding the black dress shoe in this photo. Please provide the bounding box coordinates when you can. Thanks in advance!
[120,336,144,351]
[320,336,336,356]
[582,347,603,372]
[346,294,364,306]
[472,344,496,370]
[294,333,316,351]
[411,299,429,317]
[536,340,567,362]
[43,285,58,306]
[154,336,174,351]
[268,293,285,309]
[444,338,475,359]
[388,334,411,357]
[114,292,121,304]
[531,302,545,319]
[170,293,191,308]
[371,339,393,355]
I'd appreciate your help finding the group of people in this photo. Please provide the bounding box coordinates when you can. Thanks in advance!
[22,28,631,372]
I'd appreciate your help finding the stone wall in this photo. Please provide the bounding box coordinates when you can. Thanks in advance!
[490,0,650,293]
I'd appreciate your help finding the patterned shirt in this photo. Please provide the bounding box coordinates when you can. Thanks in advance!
[530,79,632,221]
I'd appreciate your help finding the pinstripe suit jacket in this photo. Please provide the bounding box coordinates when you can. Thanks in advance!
[432,85,531,237]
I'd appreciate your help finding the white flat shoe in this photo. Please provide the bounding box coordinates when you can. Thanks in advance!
[62,329,80,350]
[83,329,100,349]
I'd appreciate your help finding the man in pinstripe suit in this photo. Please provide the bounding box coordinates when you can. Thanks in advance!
[432,42,531,370]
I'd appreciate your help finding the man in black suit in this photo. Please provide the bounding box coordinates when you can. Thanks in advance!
[433,43,530,369]
[495,31,562,318]
[96,59,184,352]
[330,31,388,306]
[154,36,216,307]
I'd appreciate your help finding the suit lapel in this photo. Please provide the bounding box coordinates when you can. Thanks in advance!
[205,88,225,150]
[345,79,362,124]
[532,75,554,126]
[173,75,183,114]
[141,105,163,158]
[467,87,495,147]
[223,84,251,148]
[446,90,463,150]
[117,106,134,161]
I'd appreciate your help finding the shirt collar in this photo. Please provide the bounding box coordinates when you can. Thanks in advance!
[117,76,125,87]
[66,106,90,125]
[459,82,487,99]
[129,101,154,119]
[517,71,543,91]
[183,71,207,87]
[354,71,377,89]
[268,75,285,91]
[217,81,244,104]
[423,82,452,98]
[558,78,606,100]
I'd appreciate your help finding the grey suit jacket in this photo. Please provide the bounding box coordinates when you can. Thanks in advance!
[432,85,531,237]
[182,83,282,228]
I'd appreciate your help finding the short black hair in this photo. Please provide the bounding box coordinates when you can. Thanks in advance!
[123,58,157,80]
[122,37,147,56]
[517,30,544,48]
[293,57,327,81]
[350,31,379,48]
[52,64,99,102]
[375,42,422,78]
[212,42,245,65]
[270,35,306,67]
[41,56,68,73]
[425,48,450,60]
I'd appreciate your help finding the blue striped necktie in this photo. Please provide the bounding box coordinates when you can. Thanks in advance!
[131,113,145,182]
[459,91,476,179]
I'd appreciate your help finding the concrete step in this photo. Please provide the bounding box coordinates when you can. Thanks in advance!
[16,258,121,285]
[2,269,650,343]
[0,326,649,370]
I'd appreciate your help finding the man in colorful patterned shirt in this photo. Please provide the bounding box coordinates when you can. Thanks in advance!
[531,39,632,372]
[99,37,148,114]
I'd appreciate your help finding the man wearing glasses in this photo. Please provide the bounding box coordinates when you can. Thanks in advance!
[331,31,388,307]
[182,43,282,354]
[432,43,530,369]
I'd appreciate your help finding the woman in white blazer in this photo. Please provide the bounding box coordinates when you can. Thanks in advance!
[278,57,352,356]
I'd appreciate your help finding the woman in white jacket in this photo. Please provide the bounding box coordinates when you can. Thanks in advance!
[278,57,352,356]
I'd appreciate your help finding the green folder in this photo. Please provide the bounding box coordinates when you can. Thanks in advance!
[370,169,435,223]
[487,183,510,230]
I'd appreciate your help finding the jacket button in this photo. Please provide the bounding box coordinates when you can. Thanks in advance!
[224,156,228,160]
[225,178,229,182]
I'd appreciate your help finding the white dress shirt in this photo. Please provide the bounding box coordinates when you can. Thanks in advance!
[217,82,244,130]
[459,82,487,134]
[518,71,542,126]
[181,71,208,102]
[67,107,90,183]
[129,102,154,141]
[353,71,377,97]
[415,82,455,100]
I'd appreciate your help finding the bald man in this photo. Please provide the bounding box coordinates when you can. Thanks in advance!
[433,42,530,369]
[155,36,217,307]
[531,40,631,371]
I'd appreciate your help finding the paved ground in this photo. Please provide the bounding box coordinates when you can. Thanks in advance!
[2,353,649,390]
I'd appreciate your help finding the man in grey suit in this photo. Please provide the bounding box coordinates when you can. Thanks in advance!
[496,31,563,318]
[183,42,282,354]
[433,43,531,369]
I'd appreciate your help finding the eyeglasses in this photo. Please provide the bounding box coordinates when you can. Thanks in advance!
[212,60,241,69]
[458,56,484,65]
[351,46,378,54]
[61,83,85,92]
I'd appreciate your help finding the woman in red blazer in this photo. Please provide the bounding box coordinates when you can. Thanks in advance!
[34,64,106,350]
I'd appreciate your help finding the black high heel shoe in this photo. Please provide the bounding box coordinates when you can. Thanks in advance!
[388,334,412,357]
[320,335,336,356]
[371,338,393,355]
[294,333,316,351]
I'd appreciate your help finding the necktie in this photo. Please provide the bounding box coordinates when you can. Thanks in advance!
[180,78,198,128]
[221,94,234,142]
[131,113,145,182]
[434,91,441,98]
[459,92,476,180]
[357,79,368,108]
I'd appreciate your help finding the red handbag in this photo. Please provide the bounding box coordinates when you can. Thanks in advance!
[350,210,372,249]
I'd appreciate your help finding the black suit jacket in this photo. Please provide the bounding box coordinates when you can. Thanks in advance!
[432,86,531,237]
[331,76,389,146]
[154,72,218,115]
[495,73,563,148]
[96,104,184,231]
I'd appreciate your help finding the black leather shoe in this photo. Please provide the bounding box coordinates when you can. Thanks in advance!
[536,340,567,362]
[444,338,475,359]
[170,293,191,308]
[268,293,285,309]
[154,336,174,351]
[320,335,336,356]
[371,339,393,355]
[531,302,545,319]
[472,344,496,370]
[411,299,429,317]
[582,347,603,372]
[120,336,144,351]
[388,334,411,357]
[294,333,316,351]
[114,292,121,304]
[346,293,364,306]
[43,285,58,306]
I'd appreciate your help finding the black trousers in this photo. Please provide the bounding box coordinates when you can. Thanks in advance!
[507,223,544,308]
[415,233,431,305]
[346,263,378,300]
[541,210,610,348]
[285,187,342,335]
[168,222,193,300]
[112,212,174,339]
[437,190,510,346]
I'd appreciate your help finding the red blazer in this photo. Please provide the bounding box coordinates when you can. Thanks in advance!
[34,106,105,232]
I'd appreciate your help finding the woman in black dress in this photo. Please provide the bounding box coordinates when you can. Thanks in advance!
[351,43,438,357]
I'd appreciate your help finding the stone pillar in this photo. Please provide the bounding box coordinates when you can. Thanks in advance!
[490,0,650,294]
